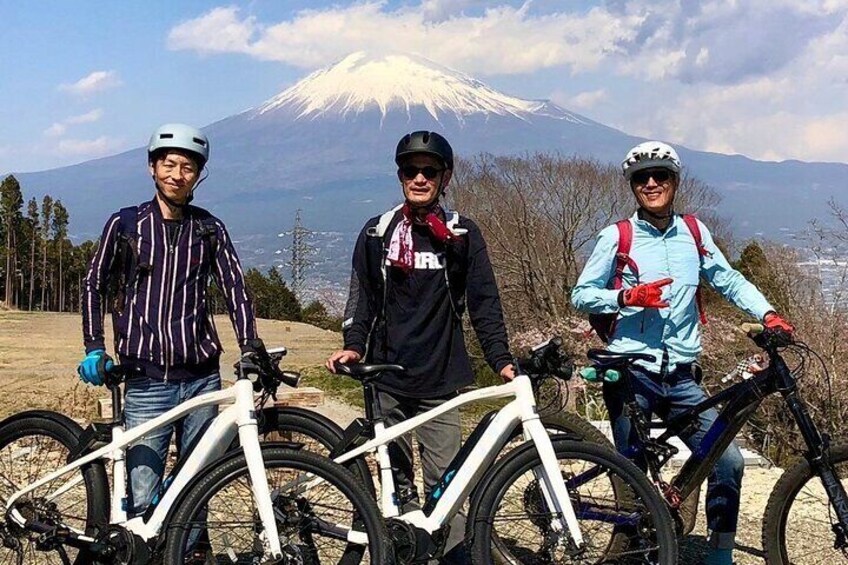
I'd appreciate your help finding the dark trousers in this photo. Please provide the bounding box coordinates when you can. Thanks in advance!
[603,365,744,549]
[378,390,462,510]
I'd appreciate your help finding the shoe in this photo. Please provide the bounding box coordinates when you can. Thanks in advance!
[678,482,701,535]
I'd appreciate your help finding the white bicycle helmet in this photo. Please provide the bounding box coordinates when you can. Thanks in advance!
[148,124,209,169]
[621,141,681,180]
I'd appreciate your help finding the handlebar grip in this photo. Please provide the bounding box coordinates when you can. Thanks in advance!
[741,323,764,335]
[278,371,300,388]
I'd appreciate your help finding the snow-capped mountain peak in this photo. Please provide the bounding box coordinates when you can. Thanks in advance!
[254,51,583,123]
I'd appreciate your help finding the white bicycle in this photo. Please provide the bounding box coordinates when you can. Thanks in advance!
[0,343,391,564]
[321,338,677,564]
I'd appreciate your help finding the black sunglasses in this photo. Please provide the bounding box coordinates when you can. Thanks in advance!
[631,169,674,185]
[399,165,444,180]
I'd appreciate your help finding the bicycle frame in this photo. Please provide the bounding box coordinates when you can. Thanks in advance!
[4,378,286,559]
[617,352,848,531]
[333,373,586,547]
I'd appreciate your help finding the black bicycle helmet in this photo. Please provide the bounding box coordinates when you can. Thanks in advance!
[395,131,454,170]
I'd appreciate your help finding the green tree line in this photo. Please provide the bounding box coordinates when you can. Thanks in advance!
[0,174,340,331]
[0,175,83,312]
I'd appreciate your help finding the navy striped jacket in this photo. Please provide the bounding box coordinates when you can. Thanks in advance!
[82,199,258,378]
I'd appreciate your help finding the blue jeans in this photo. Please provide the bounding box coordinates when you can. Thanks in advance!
[124,373,221,517]
[603,365,744,550]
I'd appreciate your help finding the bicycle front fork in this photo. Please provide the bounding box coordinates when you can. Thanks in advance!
[785,387,848,538]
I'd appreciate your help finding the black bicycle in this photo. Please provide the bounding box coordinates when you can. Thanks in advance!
[582,323,848,564]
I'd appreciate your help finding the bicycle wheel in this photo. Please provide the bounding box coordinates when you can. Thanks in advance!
[163,446,391,564]
[762,442,848,564]
[0,412,109,565]
[468,437,676,564]
[258,407,376,496]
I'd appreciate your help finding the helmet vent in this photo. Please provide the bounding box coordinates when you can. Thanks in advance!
[193,137,207,147]
[159,133,174,140]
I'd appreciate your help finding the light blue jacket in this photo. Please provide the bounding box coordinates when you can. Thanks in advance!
[571,213,773,373]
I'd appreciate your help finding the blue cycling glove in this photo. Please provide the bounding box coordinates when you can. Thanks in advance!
[77,349,114,386]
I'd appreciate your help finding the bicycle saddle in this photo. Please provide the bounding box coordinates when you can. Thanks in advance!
[587,349,656,366]
[334,362,406,381]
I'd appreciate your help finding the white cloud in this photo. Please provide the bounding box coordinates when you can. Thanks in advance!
[44,109,104,138]
[566,89,608,110]
[59,71,122,96]
[167,2,848,162]
[66,109,103,125]
[56,136,116,156]
[44,123,67,138]
[168,3,640,76]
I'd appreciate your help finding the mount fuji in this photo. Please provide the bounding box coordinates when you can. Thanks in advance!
[9,51,848,278]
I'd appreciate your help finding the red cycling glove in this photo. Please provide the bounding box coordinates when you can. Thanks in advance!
[619,278,673,309]
[764,312,794,334]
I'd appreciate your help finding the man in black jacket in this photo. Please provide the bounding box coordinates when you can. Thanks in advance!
[326,130,514,514]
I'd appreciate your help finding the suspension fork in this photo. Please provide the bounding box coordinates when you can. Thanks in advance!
[774,356,848,532]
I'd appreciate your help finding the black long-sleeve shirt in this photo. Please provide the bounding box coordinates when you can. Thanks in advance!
[82,199,257,379]
[342,209,512,397]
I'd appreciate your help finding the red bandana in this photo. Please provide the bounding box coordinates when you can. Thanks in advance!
[387,204,454,272]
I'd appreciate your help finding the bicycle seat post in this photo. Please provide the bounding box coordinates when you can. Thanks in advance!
[362,380,384,425]
[109,382,122,422]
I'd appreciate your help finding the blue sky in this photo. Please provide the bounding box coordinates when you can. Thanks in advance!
[2,0,847,174]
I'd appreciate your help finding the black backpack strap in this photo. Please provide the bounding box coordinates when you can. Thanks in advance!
[194,215,219,267]
[109,207,139,315]
[107,206,139,348]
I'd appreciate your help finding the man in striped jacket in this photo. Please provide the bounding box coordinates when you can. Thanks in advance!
[78,123,259,517]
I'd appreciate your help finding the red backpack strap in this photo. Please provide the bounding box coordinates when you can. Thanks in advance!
[682,214,709,324]
[682,214,708,257]
[611,219,638,289]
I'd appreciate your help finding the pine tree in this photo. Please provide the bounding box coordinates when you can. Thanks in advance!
[1,176,24,306]
[40,195,53,310]
[26,198,38,310]
[52,201,69,311]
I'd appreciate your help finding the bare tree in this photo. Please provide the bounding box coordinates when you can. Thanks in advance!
[448,153,721,332]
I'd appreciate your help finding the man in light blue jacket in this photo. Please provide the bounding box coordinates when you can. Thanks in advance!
[572,141,794,565]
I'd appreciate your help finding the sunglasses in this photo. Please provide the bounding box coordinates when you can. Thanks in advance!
[399,165,444,180]
[631,169,674,185]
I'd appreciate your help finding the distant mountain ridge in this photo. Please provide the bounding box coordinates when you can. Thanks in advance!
[7,51,847,281]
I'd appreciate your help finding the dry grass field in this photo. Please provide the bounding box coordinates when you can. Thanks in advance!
[0,309,836,564]
[0,309,345,420]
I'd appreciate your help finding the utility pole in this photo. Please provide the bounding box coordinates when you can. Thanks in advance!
[283,209,315,302]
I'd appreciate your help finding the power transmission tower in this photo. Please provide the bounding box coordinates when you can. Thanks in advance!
[284,209,315,302]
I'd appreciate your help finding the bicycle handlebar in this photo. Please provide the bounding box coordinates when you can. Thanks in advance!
[515,337,574,381]
[741,323,794,351]
[235,341,300,392]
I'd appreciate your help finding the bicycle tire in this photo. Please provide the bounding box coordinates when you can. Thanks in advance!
[468,437,677,565]
[0,412,109,565]
[258,408,376,497]
[762,442,848,564]
[163,446,392,564]
[507,411,612,449]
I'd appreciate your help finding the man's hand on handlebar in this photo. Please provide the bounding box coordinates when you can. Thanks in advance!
[77,349,114,386]
[763,311,795,334]
[500,364,516,382]
[326,349,362,373]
